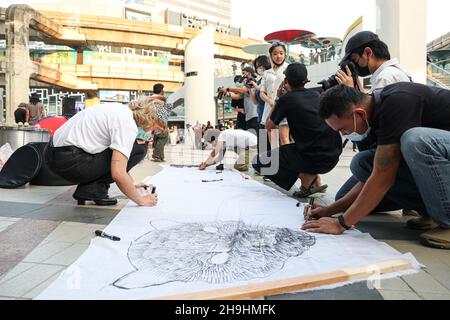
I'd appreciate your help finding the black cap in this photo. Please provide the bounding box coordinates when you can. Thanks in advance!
[284,63,308,86]
[341,31,379,63]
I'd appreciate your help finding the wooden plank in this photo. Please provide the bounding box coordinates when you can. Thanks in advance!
[154,259,412,300]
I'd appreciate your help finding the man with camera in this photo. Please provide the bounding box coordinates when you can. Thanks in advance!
[304,83,450,250]
[334,31,412,93]
[218,67,259,134]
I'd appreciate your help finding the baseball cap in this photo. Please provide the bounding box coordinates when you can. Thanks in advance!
[341,31,379,63]
[284,63,308,86]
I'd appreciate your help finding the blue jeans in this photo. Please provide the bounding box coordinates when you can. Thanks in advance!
[342,128,450,228]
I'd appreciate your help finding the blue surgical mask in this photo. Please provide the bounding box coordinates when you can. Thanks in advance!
[136,127,151,141]
[342,112,371,142]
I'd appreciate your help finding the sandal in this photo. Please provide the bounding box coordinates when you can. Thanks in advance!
[420,227,450,250]
[293,176,328,198]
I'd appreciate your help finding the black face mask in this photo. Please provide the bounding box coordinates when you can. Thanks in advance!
[357,65,371,77]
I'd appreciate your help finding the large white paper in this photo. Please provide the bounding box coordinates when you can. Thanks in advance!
[37,166,420,299]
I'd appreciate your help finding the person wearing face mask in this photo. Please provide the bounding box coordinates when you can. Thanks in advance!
[334,31,415,216]
[336,31,412,93]
[303,83,450,250]
[45,96,168,207]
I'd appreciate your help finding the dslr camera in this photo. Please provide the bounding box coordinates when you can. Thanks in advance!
[318,60,359,91]
[217,87,226,100]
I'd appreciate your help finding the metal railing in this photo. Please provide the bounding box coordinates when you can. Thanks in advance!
[427,60,450,89]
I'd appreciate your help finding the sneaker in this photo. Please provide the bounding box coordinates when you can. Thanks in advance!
[420,227,450,249]
[406,216,438,230]
[234,163,249,171]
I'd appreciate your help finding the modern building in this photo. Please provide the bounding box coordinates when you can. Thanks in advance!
[0,0,258,123]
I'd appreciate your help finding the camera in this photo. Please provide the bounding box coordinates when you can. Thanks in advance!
[217,87,225,100]
[243,77,256,89]
[318,60,359,91]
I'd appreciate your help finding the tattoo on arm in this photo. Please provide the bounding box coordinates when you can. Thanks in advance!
[374,144,401,170]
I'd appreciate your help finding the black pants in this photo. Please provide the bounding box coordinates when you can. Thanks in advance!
[253,144,339,191]
[45,141,147,198]
[236,112,247,130]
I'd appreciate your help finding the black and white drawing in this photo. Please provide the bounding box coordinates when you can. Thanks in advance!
[113,220,316,289]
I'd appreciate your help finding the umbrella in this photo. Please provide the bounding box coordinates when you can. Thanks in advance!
[264,29,315,45]
[316,37,342,47]
[34,116,68,136]
[242,44,271,55]
[264,29,316,58]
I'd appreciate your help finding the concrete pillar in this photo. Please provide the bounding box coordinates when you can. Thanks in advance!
[5,5,34,124]
[376,0,427,84]
[184,27,216,132]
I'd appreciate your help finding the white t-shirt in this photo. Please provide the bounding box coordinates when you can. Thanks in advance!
[53,103,138,159]
[260,62,288,125]
[370,58,412,92]
[218,129,257,149]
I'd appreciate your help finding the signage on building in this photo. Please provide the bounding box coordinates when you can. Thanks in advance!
[83,51,169,68]
[125,8,152,22]
[31,52,78,65]
[182,13,231,35]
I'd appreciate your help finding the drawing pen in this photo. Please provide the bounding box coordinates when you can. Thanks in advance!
[95,230,121,241]
[151,186,156,194]
[201,179,223,182]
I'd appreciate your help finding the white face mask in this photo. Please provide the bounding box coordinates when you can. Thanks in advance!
[257,67,265,76]
[342,112,371,142]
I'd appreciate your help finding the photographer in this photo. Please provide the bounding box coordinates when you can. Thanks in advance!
[219,75,246,130]
[335,31,412,93]
[218,67,258,133]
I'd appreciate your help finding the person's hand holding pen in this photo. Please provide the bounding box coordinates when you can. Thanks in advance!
[134,183,158,207]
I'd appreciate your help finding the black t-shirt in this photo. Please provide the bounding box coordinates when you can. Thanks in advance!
[373,82,450,145]
[271,88,342,162]
[14,108,27,123]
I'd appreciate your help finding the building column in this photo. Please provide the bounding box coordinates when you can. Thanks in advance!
[184,27,216,134]
[376,0,427,84]
[5,5,34,124]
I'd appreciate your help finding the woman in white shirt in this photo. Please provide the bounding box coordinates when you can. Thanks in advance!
[46,96,168,207]
[259,42,290,148]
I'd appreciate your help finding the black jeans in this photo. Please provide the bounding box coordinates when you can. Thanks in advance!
[45,141,147,198]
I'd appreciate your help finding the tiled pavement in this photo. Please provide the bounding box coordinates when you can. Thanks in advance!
[0,143,449,300]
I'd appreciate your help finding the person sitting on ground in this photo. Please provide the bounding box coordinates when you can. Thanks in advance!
[26,93,45,124]
[199,129,257,172]
[47,96,170,207]
[303,83,450,250]
[14,102,29,124]
[254,63,343,198]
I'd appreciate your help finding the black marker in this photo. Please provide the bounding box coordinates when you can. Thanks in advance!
[151,186,156,194]
[201,179,223,182]
[95,230,121,241]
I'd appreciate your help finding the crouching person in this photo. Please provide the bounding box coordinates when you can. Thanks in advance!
[199,129,257,171]
[304,83,450,249]
[254,63,343,197]
[46,96,169,206]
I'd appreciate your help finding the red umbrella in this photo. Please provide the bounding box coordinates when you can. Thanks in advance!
[264,29,315,45]
[34,116,68,136]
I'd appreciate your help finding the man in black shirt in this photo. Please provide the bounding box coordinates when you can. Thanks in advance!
[304,83,450,249]
[253,63,343,195]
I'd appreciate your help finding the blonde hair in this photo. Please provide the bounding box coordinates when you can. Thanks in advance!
[129,96,166,130]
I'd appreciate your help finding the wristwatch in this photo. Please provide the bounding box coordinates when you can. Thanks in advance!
[337,215,352,230]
